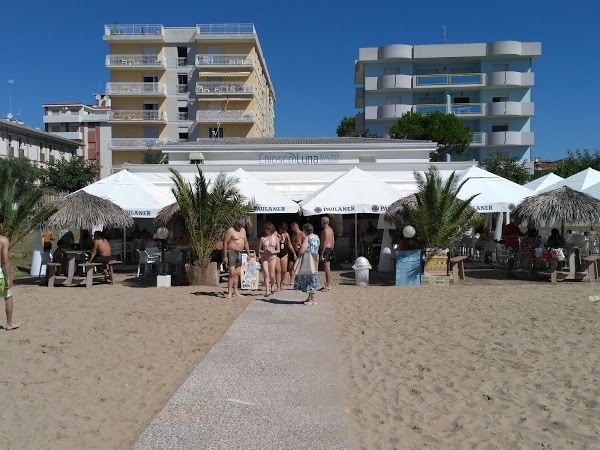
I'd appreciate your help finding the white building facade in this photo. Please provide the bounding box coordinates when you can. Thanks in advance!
[355,41,541,165]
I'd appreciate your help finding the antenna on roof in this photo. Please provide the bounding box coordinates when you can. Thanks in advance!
[441,25,448,44]
[8,79,14,114]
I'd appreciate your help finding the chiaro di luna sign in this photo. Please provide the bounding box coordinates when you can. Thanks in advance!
[258,152,340,165]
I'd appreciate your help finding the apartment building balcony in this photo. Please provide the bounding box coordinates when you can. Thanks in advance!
[106,82,167,96]
[364,74,412,91]
[196,110,255,123]
[44,114,83,123]
[107,110,167,123]
[196,82,254,97]
[414,103,484,116]
[108,138,162,149]
[176,84,189,95]
[52,131,83,140]
[177,112,193,122]
[195,23,256,40]
[364,104,412,120]
[487,71,534,87]
[486,101,534,117]
[415,73,484,88]
[104,24,165,41]
[105,54,166,69]
[195,54,254,68]
[488,131,534,147]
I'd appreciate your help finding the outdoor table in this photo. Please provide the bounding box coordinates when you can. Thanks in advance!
[63,250,89,284]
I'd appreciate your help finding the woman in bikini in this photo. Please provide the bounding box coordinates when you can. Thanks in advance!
[276,223,295,290]
[258,222,279,297]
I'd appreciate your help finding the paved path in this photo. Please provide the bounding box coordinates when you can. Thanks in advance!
[133,288,349,449]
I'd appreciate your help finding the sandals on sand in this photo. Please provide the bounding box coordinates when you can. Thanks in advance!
[303,300,317,306]
[318,287,331,292]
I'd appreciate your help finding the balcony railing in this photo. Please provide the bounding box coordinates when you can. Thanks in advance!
[196,82,253,95]
[177,112,190,121]
[176,57,188,67]
[196,110,255,122]
[108,138,162,149]
[471,132,483,144]
[414,103,483,115]
[196,23,255,35]
[105,54,166,68]
[195,54,253,67]
[415,73,484,87]
[177,84,188,94]
[106,82,166,95]
[107,110,167,121]
[104,24,164,37]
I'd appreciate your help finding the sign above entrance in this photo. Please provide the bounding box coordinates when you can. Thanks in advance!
[258,152,340,165]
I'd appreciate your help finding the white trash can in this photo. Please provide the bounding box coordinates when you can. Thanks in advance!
[352,256,372,286]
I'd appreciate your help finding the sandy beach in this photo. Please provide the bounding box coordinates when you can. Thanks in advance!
[332,282,600,449]
[2,268,600,449]
[0,274,252,449]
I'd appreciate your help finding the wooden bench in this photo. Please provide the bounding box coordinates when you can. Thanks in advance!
[449,256,468,283]
[79,260,120,288]
[548,256,598,284]
[583,255,599,282]
[46,262,62,288]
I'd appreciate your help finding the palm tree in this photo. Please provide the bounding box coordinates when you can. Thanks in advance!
[168,167,256,275]
[398,167,481,250]
[0,165,56,249]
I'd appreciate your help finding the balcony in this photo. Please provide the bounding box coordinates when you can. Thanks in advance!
[196,23,255,37]
[106,82,166,96]
[195,54,254,68]
[364,104,412,120]
[487,71,534,87]
[196,82,254,96]
[107,110,167,122]
[196,110,255,123]
[44,113,83,123]
[108,138,162,149]
[106,54,166,69]
[486,101,534,117]
[177,112,192,122]
[104,24,165,40]
[488,131,534,147]
[414,103,484,116]
[176,84,189,95]
[365,74,412,91]
[52,131,83,141]
[414,73,484,88]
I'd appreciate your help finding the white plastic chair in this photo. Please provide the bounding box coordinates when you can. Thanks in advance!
[137,250,160,277]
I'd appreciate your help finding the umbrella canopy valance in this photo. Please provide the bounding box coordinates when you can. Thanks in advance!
[45,191,134,230]
[512,186,600,233]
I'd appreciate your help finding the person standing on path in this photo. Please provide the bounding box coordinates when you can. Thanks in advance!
[0,214,20,330]
[276,222,295,290]
[288,222,305,288]
[319,216,335,291]
[258,222,279,297]
[294,223,320,305]
[223,217,250,298]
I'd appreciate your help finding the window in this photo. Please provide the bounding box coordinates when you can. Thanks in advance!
[493,64,509,72]
[492,96,509,102]
[492,124,509,132]
[453,97,470,104]
[209,127,223,138]
[178,131,189,141]
[177,47,188,58]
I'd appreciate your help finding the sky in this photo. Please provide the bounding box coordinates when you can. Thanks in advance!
[1,0,599,161]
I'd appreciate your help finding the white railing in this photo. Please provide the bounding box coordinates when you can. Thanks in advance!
[107,110,167,121]
[106,82,166,95]
[196,110,255,122]
[108,138,162,149]
[177,112,190,121]
[196,82,253,95]
[104,24,164,37]
[176,57,188,67]
[105,54,166,67]
[195,54,253,66]
[177,84,188,94]
[196,23,255,35]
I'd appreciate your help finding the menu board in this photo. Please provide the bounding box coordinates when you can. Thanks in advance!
[240,251,261,290]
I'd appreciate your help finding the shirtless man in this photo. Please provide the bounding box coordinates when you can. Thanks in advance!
[319,216,335,291]
[90,231,112,274]
[222,217,250,298]
[288,222,304,286]
[0,214,20,330]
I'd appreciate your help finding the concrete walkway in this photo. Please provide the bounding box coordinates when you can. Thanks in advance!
[133,288,349,449]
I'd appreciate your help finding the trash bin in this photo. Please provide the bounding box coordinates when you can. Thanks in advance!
[352,256,372,286]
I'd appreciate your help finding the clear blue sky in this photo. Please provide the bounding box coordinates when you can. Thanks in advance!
[1,0,598,160]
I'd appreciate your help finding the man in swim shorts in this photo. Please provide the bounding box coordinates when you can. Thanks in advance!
[223,217,251,298]
[0,214,20,330]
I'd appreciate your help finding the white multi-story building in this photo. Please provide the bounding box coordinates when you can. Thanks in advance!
[354,40,541,164]
[43,95,112,178]
[0,117,79,167]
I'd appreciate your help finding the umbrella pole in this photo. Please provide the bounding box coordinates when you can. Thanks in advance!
[354,213,358,261]
[561,220,565,238]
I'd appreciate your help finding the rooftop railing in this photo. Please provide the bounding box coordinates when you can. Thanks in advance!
[106,82,166,95]
[106,54,166,68]
[196,23,255,35]
[104,24,164,37]
[196,110,255,122]
[195,54,253,66]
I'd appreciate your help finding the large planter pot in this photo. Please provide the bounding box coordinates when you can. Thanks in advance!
[185,262,219,286]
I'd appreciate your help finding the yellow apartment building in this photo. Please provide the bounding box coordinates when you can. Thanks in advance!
[104,23,275,168]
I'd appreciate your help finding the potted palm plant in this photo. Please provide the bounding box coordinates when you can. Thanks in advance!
[168,167,256,286]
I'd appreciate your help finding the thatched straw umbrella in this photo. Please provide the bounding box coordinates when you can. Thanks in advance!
[154,202,181,226]
[384,194,418,225]
[512,186,600,235]
[45,191,134,230]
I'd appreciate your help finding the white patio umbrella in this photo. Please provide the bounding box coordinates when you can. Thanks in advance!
[229,168,299,213]
[299,167,403,260]
[539,167,600,193]
[523,173,564,192]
